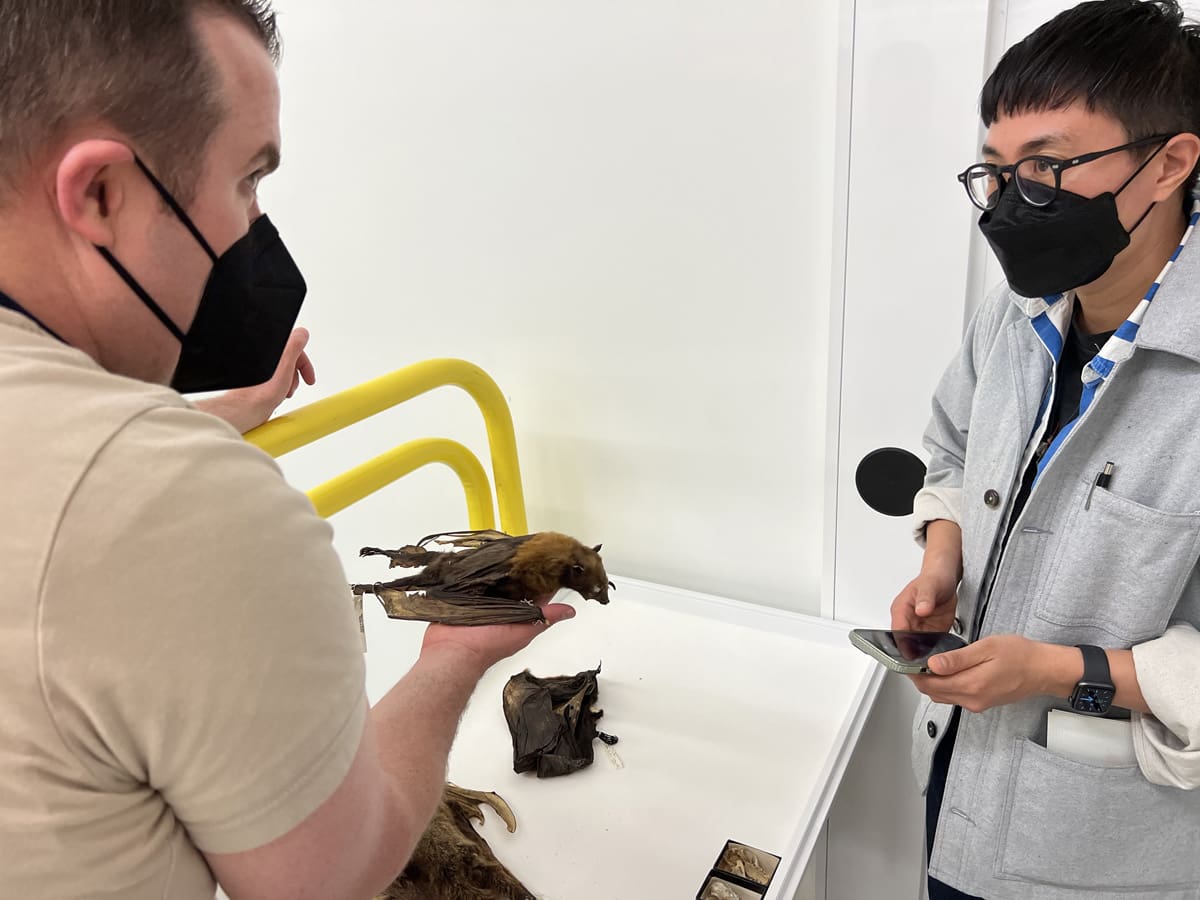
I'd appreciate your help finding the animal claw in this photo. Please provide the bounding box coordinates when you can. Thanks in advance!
[445,783,519,834]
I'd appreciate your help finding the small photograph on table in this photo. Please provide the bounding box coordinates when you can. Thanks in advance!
[697,874,762,900]
[716,840,781,887]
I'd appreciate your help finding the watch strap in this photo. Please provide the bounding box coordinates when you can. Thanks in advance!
[1075,643,1113,689]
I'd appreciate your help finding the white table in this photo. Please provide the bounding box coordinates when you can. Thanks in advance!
[362,577,883,900]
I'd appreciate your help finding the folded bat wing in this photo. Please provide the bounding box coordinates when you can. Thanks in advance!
[351,584,546,625]
[502,667,606,778]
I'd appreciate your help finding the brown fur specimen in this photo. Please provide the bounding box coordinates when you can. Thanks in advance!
[353,530,614,625]
[377,784,535,900]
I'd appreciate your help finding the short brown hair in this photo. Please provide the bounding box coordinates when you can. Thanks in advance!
[0,0,279,206]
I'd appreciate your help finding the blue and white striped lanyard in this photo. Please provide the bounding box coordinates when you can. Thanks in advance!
[1029,204,1200,484]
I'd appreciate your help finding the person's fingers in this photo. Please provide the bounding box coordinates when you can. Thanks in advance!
[286,368,300,399]
[894,632,925,659]
[298,349,316,386]
[914,583,937,617]
[927,641,985,676]
[893,607,918,631]
[891,584,918,630]
[910,674,941,697]
[273,329,309,384]
[541,603,576,625]
[911,673,960,704]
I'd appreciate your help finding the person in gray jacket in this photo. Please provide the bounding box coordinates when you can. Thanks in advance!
[894,1,1200,897]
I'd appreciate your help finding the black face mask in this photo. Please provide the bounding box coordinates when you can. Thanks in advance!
[978,147,1163,299]
[97,157,307,393]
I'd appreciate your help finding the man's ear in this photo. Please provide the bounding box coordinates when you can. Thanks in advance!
[54,140,136,248]
[1152,132,1200,201]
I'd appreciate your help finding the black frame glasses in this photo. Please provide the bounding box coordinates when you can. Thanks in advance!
[956,134,1172,211]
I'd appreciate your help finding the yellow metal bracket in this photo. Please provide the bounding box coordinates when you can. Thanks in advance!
[245,359,528,534]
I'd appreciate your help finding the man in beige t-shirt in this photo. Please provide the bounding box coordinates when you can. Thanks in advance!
[0,3,574,898]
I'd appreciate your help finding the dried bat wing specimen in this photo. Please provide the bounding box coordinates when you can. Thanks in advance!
[353,529,615,626]
[503,666,616,778]
[363,530,512,566]
[354,586,547,626]
[378,783,534,900]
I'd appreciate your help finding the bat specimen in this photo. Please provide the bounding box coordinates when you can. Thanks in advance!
[503,666,616,778]
[378,783,535,900]
[352,529,614,625]
[701,880,750,900]
[719,846,772,886]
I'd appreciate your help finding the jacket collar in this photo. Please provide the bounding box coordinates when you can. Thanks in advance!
[1008,209,1200,364]
[1133,220,1200,363]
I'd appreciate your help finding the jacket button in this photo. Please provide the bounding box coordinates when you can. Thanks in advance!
[927,720,938,739]
[984,489,1001,508]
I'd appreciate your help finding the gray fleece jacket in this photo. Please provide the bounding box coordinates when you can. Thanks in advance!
[911,236,1200,898]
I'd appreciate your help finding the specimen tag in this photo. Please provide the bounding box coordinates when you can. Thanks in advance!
[353,591,367,652]
[603,742,625,770]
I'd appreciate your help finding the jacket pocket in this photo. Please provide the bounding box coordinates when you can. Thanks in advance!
[1035,481,1200,643]
[995,738,1200,891]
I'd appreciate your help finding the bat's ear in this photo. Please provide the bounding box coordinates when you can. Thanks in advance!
[592,544,602,552]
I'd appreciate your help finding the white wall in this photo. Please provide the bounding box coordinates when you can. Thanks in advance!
[261,0,842,612]
[821,2,989,899]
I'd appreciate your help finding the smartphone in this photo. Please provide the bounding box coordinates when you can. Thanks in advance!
[848,628,968,674]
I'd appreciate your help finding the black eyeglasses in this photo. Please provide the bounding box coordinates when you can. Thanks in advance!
[957,134,1172,210]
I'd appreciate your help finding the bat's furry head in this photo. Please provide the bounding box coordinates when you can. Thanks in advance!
[513,532,614,605]
[561,540,613,605]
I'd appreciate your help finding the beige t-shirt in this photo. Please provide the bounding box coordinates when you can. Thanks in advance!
[0,309,367,899]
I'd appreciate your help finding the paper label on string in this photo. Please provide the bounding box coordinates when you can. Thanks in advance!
[353,591,367,652]
[603,742,625,769]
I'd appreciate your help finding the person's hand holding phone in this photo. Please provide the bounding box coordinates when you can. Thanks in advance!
[910,634,1059,712]
[891,519,962,659]
[891,570,957,631]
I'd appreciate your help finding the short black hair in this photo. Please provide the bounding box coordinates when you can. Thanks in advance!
[981,0,1200,199]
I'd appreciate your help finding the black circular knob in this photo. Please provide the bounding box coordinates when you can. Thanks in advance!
[855,447,928,517]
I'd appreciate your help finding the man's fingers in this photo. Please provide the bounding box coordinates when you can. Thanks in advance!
[275,328,310,379]
[541,603,576,625]
[298,349,316,386]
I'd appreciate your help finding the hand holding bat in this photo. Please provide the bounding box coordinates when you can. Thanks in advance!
[353,530,614,626]
[420,599,576,674]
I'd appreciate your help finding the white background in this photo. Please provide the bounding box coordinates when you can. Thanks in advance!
[262,0,841,611]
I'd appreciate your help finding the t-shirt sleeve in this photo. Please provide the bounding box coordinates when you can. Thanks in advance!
[38,405,368,854]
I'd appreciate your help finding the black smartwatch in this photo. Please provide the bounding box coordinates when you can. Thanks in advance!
[1069,644,1116,715]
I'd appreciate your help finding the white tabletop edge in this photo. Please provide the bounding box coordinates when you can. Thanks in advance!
[766,662,886,898]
